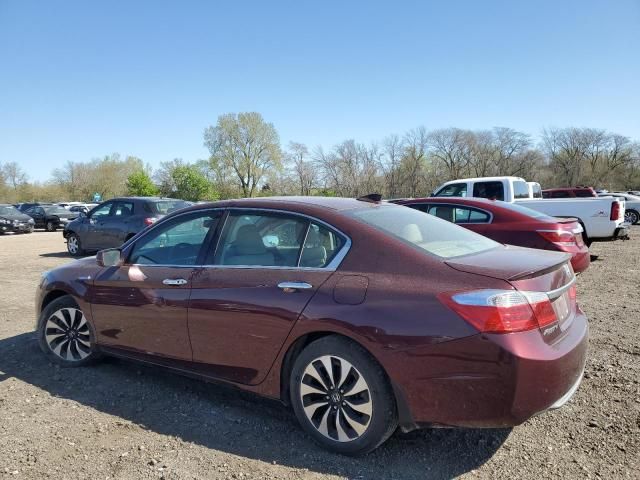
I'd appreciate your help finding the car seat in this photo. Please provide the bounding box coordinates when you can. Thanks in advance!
[223,224,275,266]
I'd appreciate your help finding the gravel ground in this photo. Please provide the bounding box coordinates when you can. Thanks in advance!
[0,230,638,479]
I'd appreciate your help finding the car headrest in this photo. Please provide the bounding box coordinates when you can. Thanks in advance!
[400,223,423,243]
[233,225,268,255]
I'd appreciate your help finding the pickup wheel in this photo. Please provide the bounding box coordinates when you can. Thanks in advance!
[45,220,56,232]
[624,209,639,225]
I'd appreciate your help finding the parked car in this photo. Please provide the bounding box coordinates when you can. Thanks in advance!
[56,201,84,210]
[36,196,587,455]
[527,181,543,198]
[68,203,98,215]
[542,187,597,198]
[0,204,35,234]
[24,205,78,231]
[598,192,640,225]
[15,202,52,212]
[62,197,190,256]
[392,197,590,273]
[432,176,628,243]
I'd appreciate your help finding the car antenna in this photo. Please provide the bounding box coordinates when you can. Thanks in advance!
[356,193,382,203]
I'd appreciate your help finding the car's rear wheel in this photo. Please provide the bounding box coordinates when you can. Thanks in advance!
[66,233,84,256]
[625,209,639,225]
[290,336,397,456]
[37,295,100,367]
[45,220,56,232]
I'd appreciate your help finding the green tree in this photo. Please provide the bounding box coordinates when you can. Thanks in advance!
[203,112,282,197]
[126,170,158,196]
[171,165,218,201]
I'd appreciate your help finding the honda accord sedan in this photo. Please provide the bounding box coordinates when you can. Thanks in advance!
[36,196,588,455]
[392,197,590,273]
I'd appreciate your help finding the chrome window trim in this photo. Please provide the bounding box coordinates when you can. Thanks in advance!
[127,206,352,271]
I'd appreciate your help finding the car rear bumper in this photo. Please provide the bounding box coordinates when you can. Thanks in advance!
[387,311,588,430]
[570,250,591,273]
[613,223,630,239]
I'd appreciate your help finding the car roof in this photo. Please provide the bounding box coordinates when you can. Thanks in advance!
[184,196,382,212]
[441,176,525,184]
[106,196,185,202]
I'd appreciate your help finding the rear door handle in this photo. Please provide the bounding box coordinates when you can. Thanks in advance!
[278,281,313,292]
[163,278,188,286]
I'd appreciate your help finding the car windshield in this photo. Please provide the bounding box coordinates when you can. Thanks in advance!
[348,205,499,259]
[149,200,191,215]
[44,207,70,214]
[493,201,555,220]
[0,206,21,215]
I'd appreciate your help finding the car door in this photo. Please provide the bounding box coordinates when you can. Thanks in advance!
[187,209,347,385]
[85,201,115,249]
[27,206,45,228]
[90,209,222,360]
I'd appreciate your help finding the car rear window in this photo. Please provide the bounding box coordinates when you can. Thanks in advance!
[493,201,555,220]
[472,181,505,201]
[44,207,70,214]
[147,200,191,214]
[348,205,499,259]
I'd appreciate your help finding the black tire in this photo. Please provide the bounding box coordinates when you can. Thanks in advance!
[66,233,85,256]
[625,209,639,225]
[45,220,56,232]
[37,295,101,367]
[289,336,398,456]
[26,225,34,234]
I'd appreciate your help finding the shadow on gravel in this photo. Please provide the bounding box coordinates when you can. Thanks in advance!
[39,252,72,258]
[0,333,510,479]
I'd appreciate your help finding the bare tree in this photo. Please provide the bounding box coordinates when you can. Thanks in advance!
[287,141,316,195]
[402,127,429,197]
[1,162,28,191]
[428,128,473,179]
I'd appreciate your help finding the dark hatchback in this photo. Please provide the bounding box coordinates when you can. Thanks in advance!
[25,205,78,231]
[62,197,190,256]
[37,197,588,455]
[0,204,35,234]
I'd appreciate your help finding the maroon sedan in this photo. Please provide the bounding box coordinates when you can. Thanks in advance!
[392,197,590,273]
[36,197,587,455]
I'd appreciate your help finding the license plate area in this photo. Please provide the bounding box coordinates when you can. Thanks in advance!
[551,290,573,331]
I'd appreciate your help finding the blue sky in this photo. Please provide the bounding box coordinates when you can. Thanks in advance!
[1,0,639,181]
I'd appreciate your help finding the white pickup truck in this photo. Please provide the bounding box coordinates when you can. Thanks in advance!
[432,176,629,243]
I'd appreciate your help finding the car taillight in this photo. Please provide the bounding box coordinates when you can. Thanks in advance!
[439,289,557,334]
[143,217,157,226]
[610,202,621,221]
[537,229,577,247]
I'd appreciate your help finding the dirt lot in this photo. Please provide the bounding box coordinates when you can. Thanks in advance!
[0,230,638,479]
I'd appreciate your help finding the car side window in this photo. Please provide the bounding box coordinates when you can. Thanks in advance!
[552,191,570,198]
[513,181,530,199]
[129,212,220,266]
[91,202,114,218]
[434,183,467,197]
[300,223,345,268]
[407,203,431,213]
[214,212,308,267]
[468,209,491,223]
[473,181,505,200]
[113,202,134,216]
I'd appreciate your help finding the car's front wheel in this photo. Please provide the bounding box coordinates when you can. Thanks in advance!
[66,233,84,256]
[37,295,100,367]
[45,220,56,232]
[290,336,398,456]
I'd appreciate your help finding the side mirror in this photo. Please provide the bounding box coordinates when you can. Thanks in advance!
[97,248,123,267]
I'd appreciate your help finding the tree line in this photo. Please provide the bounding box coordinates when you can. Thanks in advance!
[1,112,639,204]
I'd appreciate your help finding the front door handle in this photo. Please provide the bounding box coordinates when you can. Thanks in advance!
[163,278,188,286]
[278,281,313,292]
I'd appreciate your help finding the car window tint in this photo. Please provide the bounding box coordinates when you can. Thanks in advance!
[575,190,594,197]
[552,191,570,198]
[91,203,113,217]
[215,212,308,267]
[349,205,498,259]
[407,203,430,213]
[151,200,191,215]
[434,183,467,197]
[513,181,530,199]
[300,223,345,268]
[129,213,219,265]
[113,202,134,216]
[472,181,504,201]
[468,209,490,223]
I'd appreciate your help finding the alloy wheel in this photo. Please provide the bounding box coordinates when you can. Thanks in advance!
[46,221,54,231]
[67,236,79,254]
[299,355,373,442]
[625,210,639,225]
[44,308,92,361]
